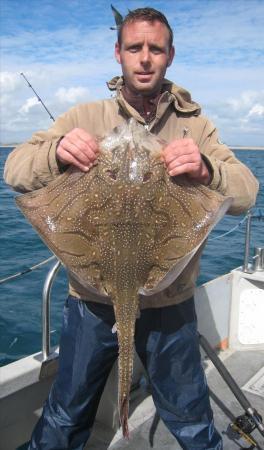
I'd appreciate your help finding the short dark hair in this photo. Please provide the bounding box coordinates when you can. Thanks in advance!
[117,7,174,49]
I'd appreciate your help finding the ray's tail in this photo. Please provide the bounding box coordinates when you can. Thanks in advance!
[117,325,135,439]
[113,293,139,439]
[119,394,130,438]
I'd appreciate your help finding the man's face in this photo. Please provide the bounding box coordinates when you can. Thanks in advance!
[115,20,175,96]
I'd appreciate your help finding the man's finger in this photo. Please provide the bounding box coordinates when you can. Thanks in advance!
[59,140,91,165]
[62,137,98,163]
[73,129,99,153]
[58,148,92,172]
[166,154,201,171]
[162,144,194,164]
[168,162,199,177]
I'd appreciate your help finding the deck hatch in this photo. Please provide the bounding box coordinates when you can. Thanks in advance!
[242,366,264,399]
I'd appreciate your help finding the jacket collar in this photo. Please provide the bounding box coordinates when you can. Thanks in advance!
[107,76,201,116]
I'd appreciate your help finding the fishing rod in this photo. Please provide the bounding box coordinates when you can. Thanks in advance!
[20,72,55,122]
[149,334,264,449]
[199,333,264,449]
[21,6,123,120]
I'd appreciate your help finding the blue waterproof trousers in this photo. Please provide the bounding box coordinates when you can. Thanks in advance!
[29,296,223,449]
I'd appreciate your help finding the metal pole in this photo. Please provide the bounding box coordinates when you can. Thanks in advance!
[243,210,252,273]
[42,260,61,360]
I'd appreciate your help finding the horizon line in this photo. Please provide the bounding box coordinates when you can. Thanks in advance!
[1,143,264,151]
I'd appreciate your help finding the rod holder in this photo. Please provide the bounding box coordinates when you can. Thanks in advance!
[253,247,264,271]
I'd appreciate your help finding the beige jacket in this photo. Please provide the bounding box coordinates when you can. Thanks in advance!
[4,77,259,308]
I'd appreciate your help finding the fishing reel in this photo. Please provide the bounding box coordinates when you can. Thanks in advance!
[228,411,264,450]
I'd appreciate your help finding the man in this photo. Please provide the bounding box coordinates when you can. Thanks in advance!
[4,7,258,450]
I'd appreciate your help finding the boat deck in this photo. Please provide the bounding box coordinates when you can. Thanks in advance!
[88,349,264,450]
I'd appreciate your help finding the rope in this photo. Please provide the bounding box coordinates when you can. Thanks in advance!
[208,215,248,242]
[0,255,56,285]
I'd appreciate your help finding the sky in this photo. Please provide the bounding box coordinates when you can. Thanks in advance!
[0,0,263,146]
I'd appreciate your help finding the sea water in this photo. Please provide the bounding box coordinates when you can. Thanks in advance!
[0,147,263,366]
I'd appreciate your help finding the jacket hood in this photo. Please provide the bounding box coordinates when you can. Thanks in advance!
[107,76,201,116]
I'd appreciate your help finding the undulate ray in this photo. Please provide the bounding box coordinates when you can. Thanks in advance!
[16,119,232,437]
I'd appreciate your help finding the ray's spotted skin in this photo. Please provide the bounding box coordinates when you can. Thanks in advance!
[16,120,232,437]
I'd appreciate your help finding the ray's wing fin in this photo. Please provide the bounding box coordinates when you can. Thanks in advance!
[15,166,110,296]
[140,176,232,295]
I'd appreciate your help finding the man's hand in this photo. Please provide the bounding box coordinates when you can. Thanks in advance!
[56,128,99,172]
[162,138,211,185]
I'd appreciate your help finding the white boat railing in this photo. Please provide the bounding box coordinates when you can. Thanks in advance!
[243,209,252,272]
[42,260,61,360]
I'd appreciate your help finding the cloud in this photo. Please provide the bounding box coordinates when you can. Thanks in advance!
[248,104,264,118]
[0,70,97,142]
[227,91,262,112]
[1,0,264,145]
[167,0,264,69]
[203,89,264,145]
[0,71,21,92]
[19,97,39,114]
[55,86,90,104]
